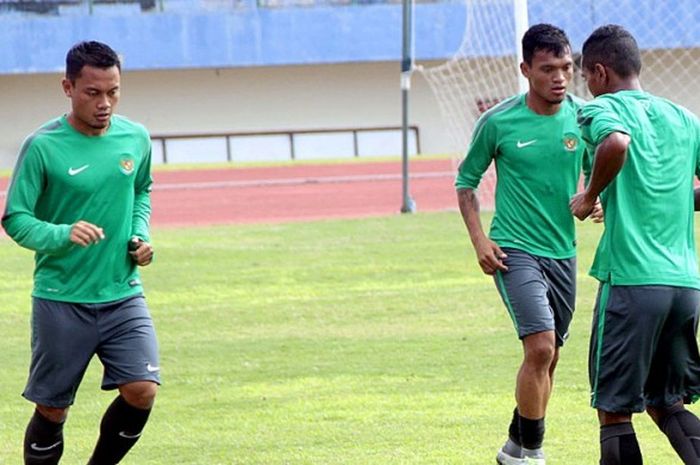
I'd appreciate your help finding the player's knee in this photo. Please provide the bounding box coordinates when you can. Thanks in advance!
[36,404,69,423]
[119,381,158,410]
[523,336,556,368]
[549,347,560,367]
[646,402,685,428]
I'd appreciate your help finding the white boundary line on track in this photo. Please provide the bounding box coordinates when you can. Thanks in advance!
[0,171,454,197]
[153,171,454,191]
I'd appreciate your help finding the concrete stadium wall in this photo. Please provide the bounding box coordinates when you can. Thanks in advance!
[2,48,699,170]
[0,61,448,168]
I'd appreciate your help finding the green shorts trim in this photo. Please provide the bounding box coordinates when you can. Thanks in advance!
[591,282,610,407]
[495,270,519,332]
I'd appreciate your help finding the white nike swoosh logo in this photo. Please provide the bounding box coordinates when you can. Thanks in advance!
[118,431,143,439]
[146,363,160,373]
[30,441,62,452]
[516,140,537,148]
[68,165,89,176]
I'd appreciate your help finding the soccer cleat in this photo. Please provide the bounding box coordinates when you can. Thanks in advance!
[496,449,527,465]
[522,447,546,465]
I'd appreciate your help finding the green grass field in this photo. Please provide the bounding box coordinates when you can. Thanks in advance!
[0,212,690,464]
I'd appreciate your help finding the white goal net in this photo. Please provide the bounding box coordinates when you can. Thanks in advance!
[420,0,700,210]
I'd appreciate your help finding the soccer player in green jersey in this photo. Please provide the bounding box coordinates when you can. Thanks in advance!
[2,41,159,465]
[570,25,700,465]
[456,24,598,465]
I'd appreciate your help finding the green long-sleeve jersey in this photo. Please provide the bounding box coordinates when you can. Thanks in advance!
[2,114,153,303]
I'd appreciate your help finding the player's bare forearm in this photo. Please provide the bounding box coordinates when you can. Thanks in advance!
[572,133,629,220]
[457,188,487,247]
[585,132,630,201]
[457,188,507,274]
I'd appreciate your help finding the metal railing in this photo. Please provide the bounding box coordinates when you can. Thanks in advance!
[150,126,421,164]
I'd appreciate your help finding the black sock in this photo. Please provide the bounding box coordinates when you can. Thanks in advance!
[659,406,700,464]
[508,407,521,445]
[87,396,152,465]
[24,410,64,465]
[600,422,643,465]
[519,415,545,450]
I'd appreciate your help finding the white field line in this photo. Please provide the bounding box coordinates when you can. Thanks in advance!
[0,171,454,198]
[153,170,454,191]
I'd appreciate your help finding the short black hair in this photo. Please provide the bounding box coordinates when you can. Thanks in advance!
[522,23,571,65]
[66,41,121,82]
[581,24,642,78]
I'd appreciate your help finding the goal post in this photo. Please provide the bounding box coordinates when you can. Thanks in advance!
[419,0,524,210]
[513,0,529,93]
[419,0,700,211]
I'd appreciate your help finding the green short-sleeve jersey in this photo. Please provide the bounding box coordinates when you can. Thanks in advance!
[455,93,585,259]
[1,115,153,303]
[578,90,700,288]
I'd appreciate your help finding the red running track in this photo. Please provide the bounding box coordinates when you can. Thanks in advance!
[0,158,458,228]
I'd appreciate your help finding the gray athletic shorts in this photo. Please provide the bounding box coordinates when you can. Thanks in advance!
[24,295,161,408]
[590,283,700,413]
[493,247,576,346]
